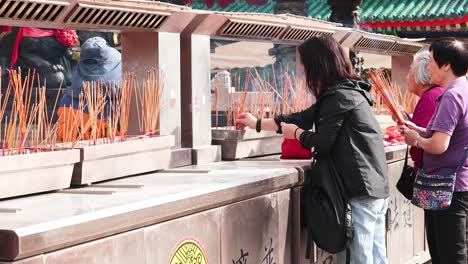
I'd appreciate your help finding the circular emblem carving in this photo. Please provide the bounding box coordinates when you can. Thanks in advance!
[169,239,208,264]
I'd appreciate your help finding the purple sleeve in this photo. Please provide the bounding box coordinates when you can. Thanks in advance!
[430,92,462,136]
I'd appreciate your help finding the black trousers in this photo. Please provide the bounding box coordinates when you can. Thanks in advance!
[425,192,468,264]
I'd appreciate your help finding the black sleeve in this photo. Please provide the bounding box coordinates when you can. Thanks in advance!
[273,104,317,134]
[298,111,345,154]
[298,92,355,154]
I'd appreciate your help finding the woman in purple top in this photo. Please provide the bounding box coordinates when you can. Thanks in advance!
[403,38,468,264]
[404,50,443,172]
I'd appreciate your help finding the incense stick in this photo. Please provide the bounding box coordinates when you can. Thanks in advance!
[368,69,405,124]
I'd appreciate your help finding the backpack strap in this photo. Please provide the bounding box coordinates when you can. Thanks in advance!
[305,89,354,261]
[345,203,353,264]
[404,145,409,167]
[305,228,312,259]
[346,247,351,264]
[456,148,468,173]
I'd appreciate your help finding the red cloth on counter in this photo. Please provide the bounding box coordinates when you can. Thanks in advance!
[280,138,312,160]
[383,125,405,147]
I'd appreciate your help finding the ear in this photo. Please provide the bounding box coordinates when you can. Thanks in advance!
[441,63,451,73]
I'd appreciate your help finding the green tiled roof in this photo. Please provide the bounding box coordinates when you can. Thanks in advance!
[306,0,331,21]
[192,0,467,23]
[306,0,468,23]
[192,0,275,13]
[359,0,468,23]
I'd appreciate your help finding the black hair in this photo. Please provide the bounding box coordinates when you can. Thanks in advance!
[429,38,468,77]
[298,35,360,98]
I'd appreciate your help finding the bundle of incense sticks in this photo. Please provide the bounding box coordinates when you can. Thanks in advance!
[226,69,276,128]
[67,81,108,148]
[214,75,220,129]
[370,83,417,116]
[288,73,314,112]
[117,72,134,137]
[250,68,277,118]
[0,67,162,152]
[64,73,136,147]
[104,73,134,141]
[135,68,164,137]
[368,69,406,124]
[218,66,314,129]
[0,68,62,155]
[402,91,418,115]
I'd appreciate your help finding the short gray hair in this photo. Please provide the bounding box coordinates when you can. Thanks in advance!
[411,50,431,85]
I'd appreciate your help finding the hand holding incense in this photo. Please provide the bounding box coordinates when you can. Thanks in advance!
[368,69,406,124]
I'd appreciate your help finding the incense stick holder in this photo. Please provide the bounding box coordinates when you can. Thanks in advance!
[0,149,80,199]
[212,128,283,160]
[71,135,175,185]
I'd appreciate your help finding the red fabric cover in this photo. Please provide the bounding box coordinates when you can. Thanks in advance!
[0,26,12,33]
[10,27,77,68]
[280,138,312,159]
[54,29,78,47]
[10,27,54,68]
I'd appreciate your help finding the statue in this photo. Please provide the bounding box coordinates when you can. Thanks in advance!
[0,27,78,89]
[0,27,77,119]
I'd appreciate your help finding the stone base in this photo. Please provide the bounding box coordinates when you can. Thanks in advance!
[72,135,175,185]
[0,149,79,199]
[191,145,222,165]
[169,148,192,168]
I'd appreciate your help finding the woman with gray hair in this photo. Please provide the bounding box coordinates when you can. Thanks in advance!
[402,38,468,264]
[397,50,443,263]
[404,50,443,172]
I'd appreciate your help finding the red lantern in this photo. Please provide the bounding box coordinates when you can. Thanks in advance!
[245,0,268,6]
[203,0,215,8]
[217,0,235,8]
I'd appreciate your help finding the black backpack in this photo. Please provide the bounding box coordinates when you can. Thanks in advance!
[301,100,354,260]
[302,156,353,252]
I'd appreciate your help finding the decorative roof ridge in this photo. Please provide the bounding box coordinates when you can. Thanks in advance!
[212,11,342,27]
[360,15,468,29]
[118,0,191,10]
[280,13,341,26]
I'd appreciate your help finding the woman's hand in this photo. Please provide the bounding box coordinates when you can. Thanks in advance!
[401,126,420,147]
[404,120,418,130]
[281,122,299,139]
[235,112,256,130]
[391,106,410,124]
[403,120,427,136]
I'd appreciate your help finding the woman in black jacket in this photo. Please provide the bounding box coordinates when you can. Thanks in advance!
[236,35,389,264]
